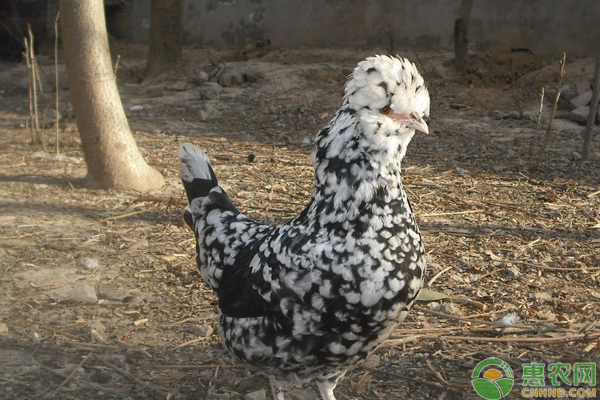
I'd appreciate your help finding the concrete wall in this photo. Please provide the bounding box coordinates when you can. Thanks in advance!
[130,0,600,56]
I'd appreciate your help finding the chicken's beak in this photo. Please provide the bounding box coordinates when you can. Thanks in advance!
[393,112,429,134]
[407,114,429,134]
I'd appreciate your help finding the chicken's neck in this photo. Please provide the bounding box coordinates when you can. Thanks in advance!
[310,117,409,217]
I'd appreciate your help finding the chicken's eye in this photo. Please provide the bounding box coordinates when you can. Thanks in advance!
[380,105,392,115]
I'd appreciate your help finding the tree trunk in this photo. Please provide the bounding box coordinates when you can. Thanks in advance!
[454,0,474,73]
[145,0,183,78]
[59,0,164,191]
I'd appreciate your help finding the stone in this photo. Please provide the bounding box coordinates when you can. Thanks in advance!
[196,70,209,85]
[82,258,100,270]
[493,110,521,119]
[363,354,381,368]
[198,102,216,121]
[66,283,98,304]
[245,389,267,400]
[503,266,521,278]
[569,105,590,124]
[218,67,244,87]
[568,89,593,109]
[187,324,214,337]
[243,68,262,83]
[146,86,164,97]
[560,84,578,100]
[89,321,107,342]
[0,322,8,334]
[575,82,591,96]
[166,81,188,91]
[198,82,222,100]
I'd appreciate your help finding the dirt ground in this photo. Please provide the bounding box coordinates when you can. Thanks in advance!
[1,44,599,400]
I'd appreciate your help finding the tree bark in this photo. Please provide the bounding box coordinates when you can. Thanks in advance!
[454,0,474,73]
[59,0,164,191]
[145,0,183,78]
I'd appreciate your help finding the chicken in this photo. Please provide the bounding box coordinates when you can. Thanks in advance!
[179,55,429,400]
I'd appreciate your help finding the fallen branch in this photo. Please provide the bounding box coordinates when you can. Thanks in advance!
[95,356,167,399]
[36,361,130,396]
[51,352,93,397]
[494,258,600,271]
[94,210,147,224]
[437,331,600,343]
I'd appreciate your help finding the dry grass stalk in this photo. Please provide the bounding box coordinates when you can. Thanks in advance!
[536,86,545,129]
[23,33,39,145]
[536,52,566,165]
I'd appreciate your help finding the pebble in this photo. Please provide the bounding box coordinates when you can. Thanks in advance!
[568,89,593,109]
[198,102,216,121]
[568,105,595,124]
[287,388,318,400]
[0,322,8,334]
[362,354,381,369]
[199,82,222,100]
[219,67,244,87]
[66,282,98,304]
[166,81,188,91]
[89,321,107,342]
[503,267,520,278]
[82,258,100,270]
[196,70,209,85]
[245,389,267,400]
[186,324,214,337]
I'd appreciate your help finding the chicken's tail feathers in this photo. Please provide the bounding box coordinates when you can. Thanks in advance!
[178,143,219,203]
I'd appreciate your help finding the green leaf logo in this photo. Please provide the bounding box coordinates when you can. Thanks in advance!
[471,358,514,399]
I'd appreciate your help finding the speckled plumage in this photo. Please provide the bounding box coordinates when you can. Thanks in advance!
[179,55,430,400]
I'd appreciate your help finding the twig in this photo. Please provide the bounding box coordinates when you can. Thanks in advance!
[177,337,208,348]
[381,334,421,348]
[65,341,153,358]
[113,54,121,76]
[95,356,168,399]
[537,52,566,164]
[494,258,600,271]
[419,209,483,217]
[536,87,545,129]
[426,360,471,390]
[414,305,493,326]
[148,363,244,369]
[427,266,453,287]
[23,37,36,144]
[93,210,147,224]
[29,24,42,147]
[36,362,130,396]
[51,352,93,397]
[437,331,600,343]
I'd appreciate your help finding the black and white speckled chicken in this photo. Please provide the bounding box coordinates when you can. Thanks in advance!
[179,55,429,400]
